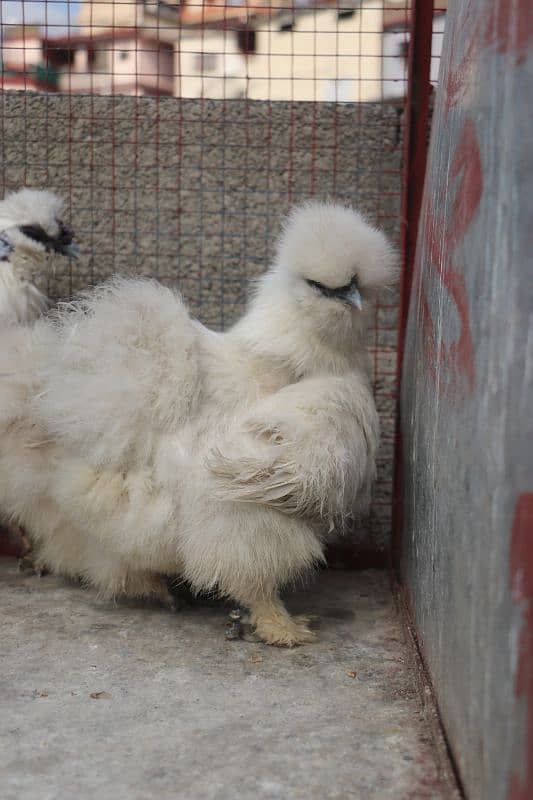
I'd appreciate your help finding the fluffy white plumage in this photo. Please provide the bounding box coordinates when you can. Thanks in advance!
[0,201,396,645]
[0,188,77,325]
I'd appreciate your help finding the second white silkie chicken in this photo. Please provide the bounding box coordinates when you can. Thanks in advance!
[0,187,79,325]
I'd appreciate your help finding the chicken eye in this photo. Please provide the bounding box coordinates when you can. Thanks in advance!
[306,276,360,301]
[18,224,52,247]
[306,279,326,293]
[306,279,340,300]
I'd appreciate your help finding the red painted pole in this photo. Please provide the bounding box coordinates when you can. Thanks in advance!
[392,0,435,573]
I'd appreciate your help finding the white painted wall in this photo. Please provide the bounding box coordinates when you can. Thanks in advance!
[382,13,445,100]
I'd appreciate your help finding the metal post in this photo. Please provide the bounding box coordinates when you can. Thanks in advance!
[392,0,435,571]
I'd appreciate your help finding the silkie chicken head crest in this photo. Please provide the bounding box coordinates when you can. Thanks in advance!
[274,201,397,314]
[0,188,79,258]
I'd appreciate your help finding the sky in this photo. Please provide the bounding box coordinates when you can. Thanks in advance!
[1,1,80,32]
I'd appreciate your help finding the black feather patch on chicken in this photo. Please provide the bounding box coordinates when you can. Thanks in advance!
[18,221,77,256]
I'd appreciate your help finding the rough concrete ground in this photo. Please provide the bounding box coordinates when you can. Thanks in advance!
[0,561,451,800]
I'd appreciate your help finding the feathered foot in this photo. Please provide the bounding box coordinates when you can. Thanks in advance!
[18,555,48,576]
[249,597,316,647]
[18,549,50,577]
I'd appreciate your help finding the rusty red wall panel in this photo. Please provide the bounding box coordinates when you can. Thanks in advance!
[400,1,533,798]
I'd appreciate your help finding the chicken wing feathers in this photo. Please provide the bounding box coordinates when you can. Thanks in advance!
[34,278,201,468]
[207,374,379,525]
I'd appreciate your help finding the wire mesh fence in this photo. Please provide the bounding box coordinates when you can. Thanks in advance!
[0,1,446,557]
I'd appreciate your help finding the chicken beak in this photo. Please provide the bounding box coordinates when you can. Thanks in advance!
[0,234,14,262]
[345,285,363,310]
[63,242,81,259]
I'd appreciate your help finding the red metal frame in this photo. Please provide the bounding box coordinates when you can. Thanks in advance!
[392,0,435,572]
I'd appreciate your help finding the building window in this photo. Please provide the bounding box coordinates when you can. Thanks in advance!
[45,46,74,68]
[85,46,108,73]
[236,26,256,55]
[337,9,355,21]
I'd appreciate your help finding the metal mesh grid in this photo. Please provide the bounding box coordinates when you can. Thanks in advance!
[0,1,445,556]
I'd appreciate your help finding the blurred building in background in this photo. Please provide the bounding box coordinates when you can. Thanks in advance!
[382,3,445,98]
[44,30,175,96]
[0,25,59,91]
[0,1,446,101]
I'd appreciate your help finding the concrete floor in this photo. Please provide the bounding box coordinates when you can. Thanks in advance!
[1,560,452,800]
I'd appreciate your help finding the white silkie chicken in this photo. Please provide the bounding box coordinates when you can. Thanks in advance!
[0,202,396,646]
[0,188,78,558]
[0,188,79,325]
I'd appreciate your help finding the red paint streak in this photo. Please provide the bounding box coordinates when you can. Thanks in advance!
[449,120,484,245]
[485,0,533,63]
[428,0,531,395]
[445,0,532,118]
[417,121,481,397]
[438,267,476,394]
[444,39,474,117]
[416,0,532,394]
[444,0,478,117]
[508,493,533,800]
